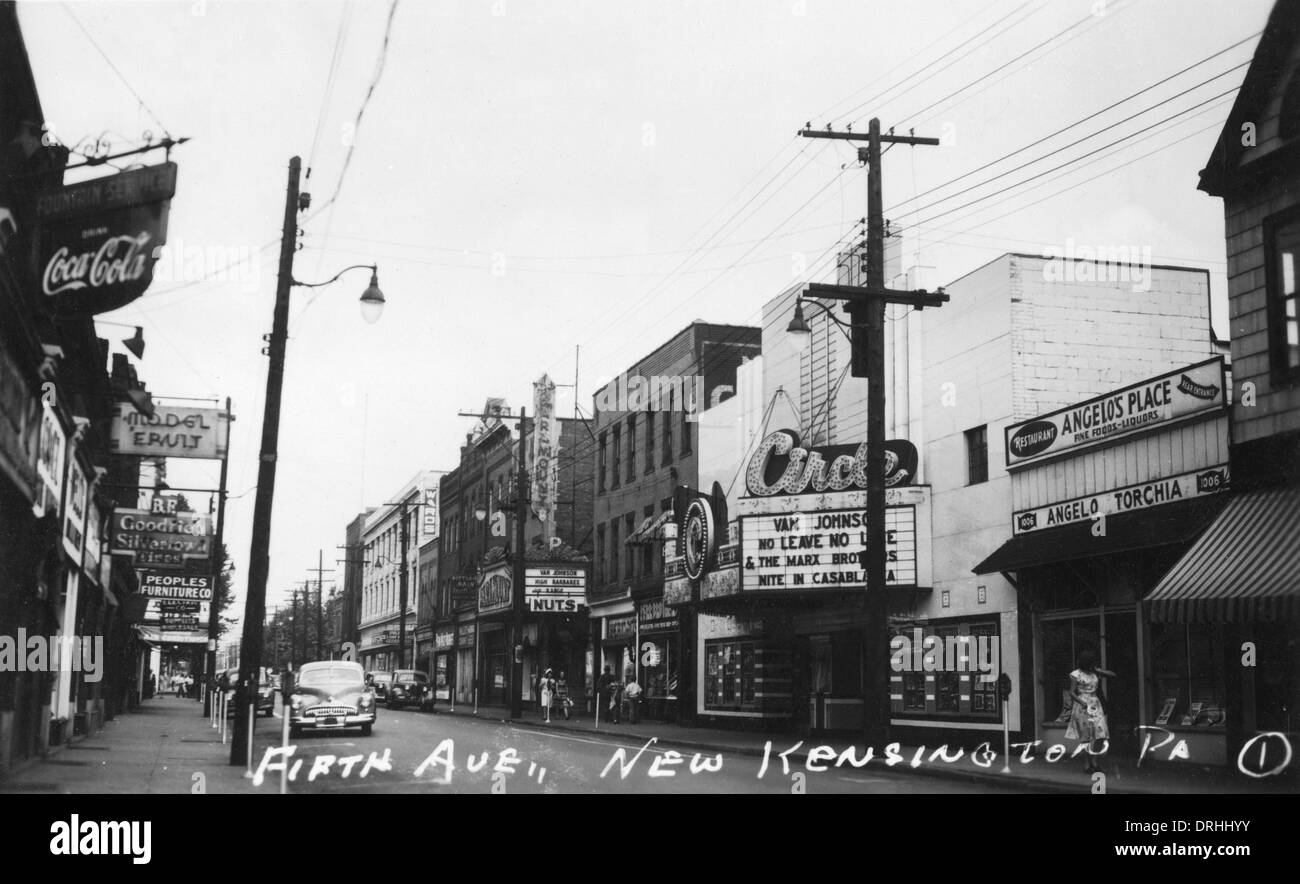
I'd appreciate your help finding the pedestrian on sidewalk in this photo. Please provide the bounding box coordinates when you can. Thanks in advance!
[540,668,556,722]
[556,671,572,720]
[597,665,619,724]
[1065,649,1114,774]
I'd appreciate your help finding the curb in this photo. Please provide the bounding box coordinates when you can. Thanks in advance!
[430,706,1092,794]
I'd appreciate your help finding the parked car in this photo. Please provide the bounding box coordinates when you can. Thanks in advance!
[366,671,393,702]
[386,670,431,710]
[289,661,376,737]
[220,667,275,717]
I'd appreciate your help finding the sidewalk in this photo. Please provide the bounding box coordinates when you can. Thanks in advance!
[433,701,1299,795]
[0,696,272,794]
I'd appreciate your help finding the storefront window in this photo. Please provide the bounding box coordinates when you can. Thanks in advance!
[935,626,961,712]
[1255,621,1300,732]
[705,639,760,712]
[902,673,926,710]
[969,622,1000,716]
[1151,623,1227,726]
[1040,617,1101,722]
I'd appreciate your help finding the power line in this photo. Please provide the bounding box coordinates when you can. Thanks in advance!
[891,0,1142,129]
[894,65,1249,221]
[60,3,172,138]
[907,86,1239,231]
[307,0,401,219]
[307,0,355,178]
[834,0,1045,127]
[894,31,1261,213]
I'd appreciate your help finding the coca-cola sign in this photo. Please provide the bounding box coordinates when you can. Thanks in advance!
[35,163,177,315]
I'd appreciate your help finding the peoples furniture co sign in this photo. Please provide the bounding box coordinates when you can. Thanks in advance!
[35,163,177,315]
[109,403,229,460]
[138,572,214,601]
[1005,357,1226,469]
[524,566,585,613]
[109,508,211,568]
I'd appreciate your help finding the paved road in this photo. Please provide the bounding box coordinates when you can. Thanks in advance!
[245,703,1025,794]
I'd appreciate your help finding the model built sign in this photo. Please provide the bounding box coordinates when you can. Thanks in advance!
[1005,357,1226,468]
[110,508,212,567]
[523,566,585,613]
[109,403,229,460]
[1012,465,1230,534]
[35,162,177,315]
[138,572,214,601]
[744,430,918,496]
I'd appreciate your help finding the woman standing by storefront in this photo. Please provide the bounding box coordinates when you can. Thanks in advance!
[1066,649,1115,774]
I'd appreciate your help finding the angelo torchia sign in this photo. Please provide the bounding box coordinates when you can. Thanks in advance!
[1004,357,1226,469]
[109,509,212,567]
[109,403,229,460]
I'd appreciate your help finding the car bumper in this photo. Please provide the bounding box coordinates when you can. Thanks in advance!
[290,709,377,729]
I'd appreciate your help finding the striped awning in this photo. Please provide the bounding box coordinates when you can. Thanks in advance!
[1145,485,1300,623]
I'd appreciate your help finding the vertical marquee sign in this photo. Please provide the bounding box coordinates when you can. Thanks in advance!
[531,374,559,524]
[35,162,177,315]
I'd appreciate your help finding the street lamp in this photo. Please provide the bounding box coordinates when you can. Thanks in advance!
[293,263,386,323]
[232,156,388,767]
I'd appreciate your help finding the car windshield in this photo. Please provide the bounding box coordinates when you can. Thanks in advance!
[395,673,425,683]
[298,667,363,688]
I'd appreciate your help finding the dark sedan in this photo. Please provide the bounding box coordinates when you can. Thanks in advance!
[386,670,431,710]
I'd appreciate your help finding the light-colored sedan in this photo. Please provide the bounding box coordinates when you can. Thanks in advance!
[288,661,377,737]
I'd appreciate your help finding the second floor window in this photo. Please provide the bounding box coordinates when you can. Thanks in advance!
[645,411,655,473]
[610,519,620,585]
[595,525,606,586]
[598,432,607,492]
[966,425,989,485]
[625,513,636,579]
[612,425,622,488]
[663,392,674,465]
[627,415,637,483]
[1266,207,1300,384]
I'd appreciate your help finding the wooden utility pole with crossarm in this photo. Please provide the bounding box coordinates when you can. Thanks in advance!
[797,118,946,747]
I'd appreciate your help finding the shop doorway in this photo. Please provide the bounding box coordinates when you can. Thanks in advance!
[1039,609,1139,755]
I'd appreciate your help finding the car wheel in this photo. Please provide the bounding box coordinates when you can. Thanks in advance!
[361,723,373,736]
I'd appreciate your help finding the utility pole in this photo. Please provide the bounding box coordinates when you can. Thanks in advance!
[511,407,527,720]
[231,156,300,765]
[798,119,944,748]
[398,505,410,669]
[203,395,230,715]
[306,551,334,661]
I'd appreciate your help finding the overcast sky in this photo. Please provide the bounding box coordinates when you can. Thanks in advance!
[18,0,1273,626]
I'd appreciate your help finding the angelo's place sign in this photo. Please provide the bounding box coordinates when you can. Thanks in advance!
[1005,357,1226,469]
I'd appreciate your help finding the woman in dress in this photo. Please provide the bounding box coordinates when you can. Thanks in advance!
[1065,649,1115,773]
[539,668,556,723]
